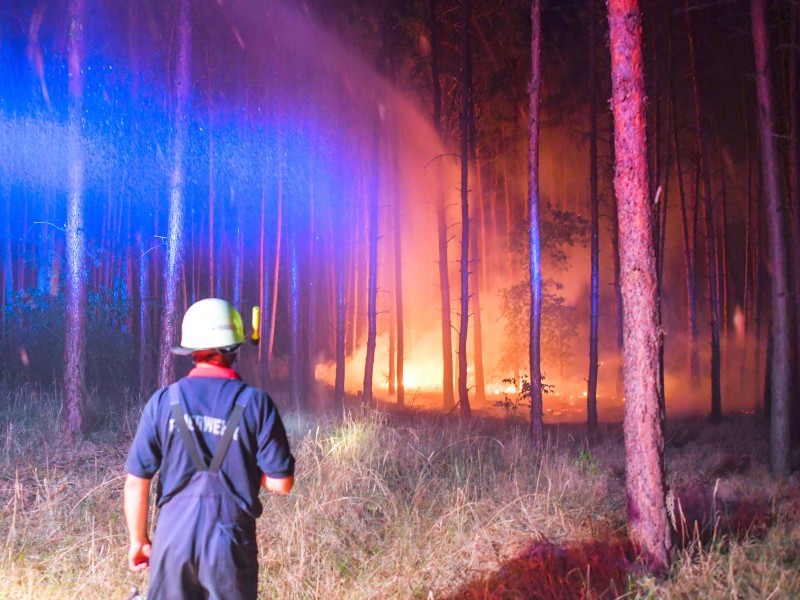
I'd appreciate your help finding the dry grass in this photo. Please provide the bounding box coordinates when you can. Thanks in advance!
[0,389,798,599]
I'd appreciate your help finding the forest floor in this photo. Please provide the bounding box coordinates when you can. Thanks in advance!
[0,386,799,599]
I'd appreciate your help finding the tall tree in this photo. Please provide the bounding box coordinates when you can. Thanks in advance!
[393,151,405,407]
[608,0,671,573]
[158,0,191,387]
[362,113,381,407]
[684,0,722,420]
[430,0,456,410]
[586,0,599,432]
[751,0,792,475]
[457,0,472,420]
[64,0,87,438]
[528,0,543,443]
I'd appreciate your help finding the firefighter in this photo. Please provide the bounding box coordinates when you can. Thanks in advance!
[123,298,295,599]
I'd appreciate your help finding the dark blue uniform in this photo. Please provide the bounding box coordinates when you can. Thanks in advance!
[126,370,295,599]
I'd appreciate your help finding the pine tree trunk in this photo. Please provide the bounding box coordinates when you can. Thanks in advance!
[138,234,151,397]
[430,0,455,410]
[363,114,381,407]
[258,184,267,367]
[684,0,722,420]
[587,0,599,432]
[64,0,87,439]
[267,145,283,367]
[787,1,800,428]
[335,197,347,413]
[469,100,486,405]
[457,0,473,421]
[131,231,142,399]
[233,188,242,309]
[528,0,543,443]
[671,89,701,384]
[2,192,11,311]
[393,157,405,406]
[609,111,625,401]
[752,0,792,475]
[288,204,302,411]
[158,0,190,388]
[608,0,671,573]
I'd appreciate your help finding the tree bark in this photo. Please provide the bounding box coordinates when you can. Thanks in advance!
[363,113,381,407]
[528,0,543,443]
[587,0,599,432]
[393,151,405,407]
[752,0,792,475]
[457,0,472,420]
[430,0,455,410]
[64,0,87,439]
[469,95,486,406]
[608,0,671,574]
[267,147,283,367]
[335,195,347,413]
[288,202,303,411]
[158,0,190,388]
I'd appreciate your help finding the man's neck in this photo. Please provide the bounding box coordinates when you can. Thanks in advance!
[187,362,240,379]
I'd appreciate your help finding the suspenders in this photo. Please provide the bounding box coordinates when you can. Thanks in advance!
[168,382,249,473]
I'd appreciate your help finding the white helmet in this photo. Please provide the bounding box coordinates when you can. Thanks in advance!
[171,298,245,355]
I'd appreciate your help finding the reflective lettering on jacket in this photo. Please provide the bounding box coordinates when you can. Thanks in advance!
[168,415,240,441]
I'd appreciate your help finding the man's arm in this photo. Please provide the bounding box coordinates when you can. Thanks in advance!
[123,474,152,571]
[261,474,294,494]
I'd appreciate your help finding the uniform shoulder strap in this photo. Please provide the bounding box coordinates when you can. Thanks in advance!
[168,384,209,472]
[208,382,250,474]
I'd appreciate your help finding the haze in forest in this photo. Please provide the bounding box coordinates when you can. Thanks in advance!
[0,0,767,423]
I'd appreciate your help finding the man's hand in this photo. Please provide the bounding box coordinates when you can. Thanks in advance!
[128,539,151,571]
[261,474,294,494]
[124,474,152,572]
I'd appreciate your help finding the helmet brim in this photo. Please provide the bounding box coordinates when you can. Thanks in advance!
[170,344,197,356]
[170,343,242,356]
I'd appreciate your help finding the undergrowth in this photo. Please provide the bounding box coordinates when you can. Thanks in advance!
[0,387,798,598]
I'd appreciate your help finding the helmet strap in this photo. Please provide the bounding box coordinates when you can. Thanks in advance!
[192,348,237,368]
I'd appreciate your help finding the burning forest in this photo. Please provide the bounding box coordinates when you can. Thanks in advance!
[1,0,800,597]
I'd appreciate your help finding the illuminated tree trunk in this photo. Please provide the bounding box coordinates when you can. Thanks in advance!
[158,0,190,388]
[288,203,302,411]
[528,0,543,443]
[685,0,721,421]
[586,0,599,432]
[307,168,317,390]
[64,0,87,439]
[258,184,267,366]
[609,117,625,401]
[363,114,381,407]
[671,86,701,383]
[393,157,405,407]
[334,197,347,413]
[233,189,242,309]
[469,101,486,405]
[608,0,671,573]
[788,1,800,418]
[138,234,151,397]
[457,0,472,420]
[267,149,283,366]
[131,231,142,399]
[430,0,455,410]
[752,0,792,475]
[2,193,11,309]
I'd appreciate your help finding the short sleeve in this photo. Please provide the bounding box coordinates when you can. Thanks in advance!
[255,392,295,478]
[125,389,164,479]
